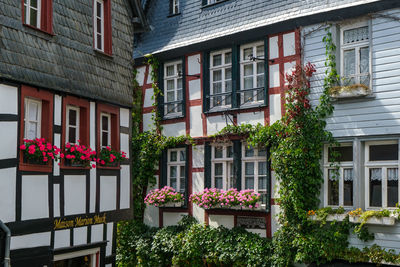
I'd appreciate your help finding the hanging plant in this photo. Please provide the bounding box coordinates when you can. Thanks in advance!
[20,138,60,164]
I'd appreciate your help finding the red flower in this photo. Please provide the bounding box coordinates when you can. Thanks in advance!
[20,144,26,150]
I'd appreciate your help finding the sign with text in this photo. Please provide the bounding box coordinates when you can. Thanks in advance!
[54,213,107,230]
[237,216,266,229]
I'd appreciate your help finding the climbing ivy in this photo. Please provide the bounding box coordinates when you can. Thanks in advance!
[131,55,192,221]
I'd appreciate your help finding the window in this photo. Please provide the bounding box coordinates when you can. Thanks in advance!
[24,98,42,140]
[209,49,232,110]
[366,141,399,208]
[66,106,80,144]
[167,148,186,196]
[340,22,370,87]
[20,85,53,172]
[170,0,179,15]
[54,248,100,267]
[163,61,183,117]
[100,113,111,149]
[324,144,354,207]
[93,0,112,54]
[22,0,52,33]
[206,0,225,4]
[240,42,265,106]
[211,144,234,190]
[242,144,268,205]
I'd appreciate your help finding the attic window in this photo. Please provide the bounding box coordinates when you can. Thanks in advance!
[22,0,53,34]
[169,0,179,15]
[202,0,228,7]
[93,0,112,55]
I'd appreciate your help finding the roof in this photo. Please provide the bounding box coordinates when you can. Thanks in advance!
[134,0,398,59]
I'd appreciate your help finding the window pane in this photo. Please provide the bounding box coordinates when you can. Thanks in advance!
[69,109,77,126]
[244,78,253,90]
[256,45,264,57]
[27,122,38,140]
[96,2,102,17]
[214,163,223,176]
[229,162,235,188]
[344,169,353,206]
[258,176,267,190]
[180,166,185,191]
[101,116,108,130]
[97,34,102,50]
[177,64,182,73]
[370,144,398,161]
[245,146,254,157]
[177,89,183,101]
[28,101,39,121]
[212,82,222,94]
[257,62,264,74]
[177,78,182,89]
[245,177,254,189]
[101,132,108,147]
[225,52,232,64]
[388,168,398,208]
[370,168,382,207]
[344,49,356,77]
[68,128,76,144]
[257,75,264,88]
[258,147,267,157]
[227,146,233,158]
[343,26,369,44]
[167,91,174,102]
[215,177,223,189]
[328,146,353,162]
[213,54,222,66]
[259,162,267,175]
[244,64,253,76]
[30,9,38,27]
[97,19,102,34]
[166,65,174,76]
[170,151,177,162]
[360,47,369,74]
[245,162,254,175]
[328,169,339,206]
[214,147,223,158]
[243,48,253,60]
[180,150,185,161]
[225,68,232,81]
[213,69,222,82]
[170,166,177,178]
[170,178,177,191]
[167,80,175,91]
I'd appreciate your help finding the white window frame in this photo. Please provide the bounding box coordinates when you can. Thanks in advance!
[171,0,179,14]
[323,143,355,208]
[66,105,80,144]
[241,144,268,206]
[240,41,265,107]
[163,60,183,118]
[365,140,399,209]
[100,112,111,149]
[209,49,232,111]
[24,0,41,28]
[167,148,186,195]
[340,20,371,87]
[54,247,100,267]
[211,144,234,190]
[94,0,105,52]
[24,97,42,140]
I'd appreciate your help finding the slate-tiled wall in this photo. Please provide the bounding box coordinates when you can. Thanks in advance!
[0,0,134,106]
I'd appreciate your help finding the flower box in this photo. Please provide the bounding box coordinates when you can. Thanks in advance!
[159,202,184,208]
[23,153,48,165]
[349,216,395,225]
[329,84,371,99]
[309,214,347,222]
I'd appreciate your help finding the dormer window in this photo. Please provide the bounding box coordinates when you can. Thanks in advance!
[22,0,53,33]
[93,0,112,55]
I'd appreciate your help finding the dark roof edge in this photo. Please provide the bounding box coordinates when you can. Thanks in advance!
[129,0,150,33]
[134,0,400,64]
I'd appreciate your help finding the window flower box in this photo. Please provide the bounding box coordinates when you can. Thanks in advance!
[144,186,184,208]
[63,141,96,169]
[97,146,127,167]
[349,216,395,225]
[20,138,60,165]
[329,84,371,99]
[309,214,347,222]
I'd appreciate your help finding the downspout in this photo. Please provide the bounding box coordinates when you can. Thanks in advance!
[0,221,10,267]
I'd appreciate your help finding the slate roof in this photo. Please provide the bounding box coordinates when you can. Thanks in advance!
[0,0,137,107]
[134,0,395,59]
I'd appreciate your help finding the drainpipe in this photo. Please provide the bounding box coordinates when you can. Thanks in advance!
[0,220,10,267]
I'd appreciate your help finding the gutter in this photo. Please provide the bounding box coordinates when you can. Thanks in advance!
[0,221,10,267]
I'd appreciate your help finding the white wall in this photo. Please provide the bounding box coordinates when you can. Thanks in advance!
[64,175,86,215]
[21,175,49,220]
[120,165,131,209]
[208,215,234,229]
[143,176,159,227]
[163,212,188,226]
[100,176,117,212]
[0,168,16,222]
[11,232,51,250]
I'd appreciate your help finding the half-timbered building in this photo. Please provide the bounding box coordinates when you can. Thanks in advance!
[135,0,400,252]
[0,0,147,266]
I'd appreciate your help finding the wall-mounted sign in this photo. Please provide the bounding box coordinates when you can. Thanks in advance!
[237,216,266,229]
[54,213,107,230]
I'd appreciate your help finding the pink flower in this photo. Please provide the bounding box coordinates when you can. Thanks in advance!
[20,144,26,150]
[60,153,65,158]
[92,164,96,168]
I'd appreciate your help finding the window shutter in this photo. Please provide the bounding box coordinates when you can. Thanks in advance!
[181,56,186,117]
[157,63,165,119]
[265,147,271,212]
[202,0,208,6]
[202,51,210,112]
[204,142,211,188]
[264,38,269,106]
[233,140,242,190]
[232,45,240,109]
[160,149,168,187]
[184,145,190,206]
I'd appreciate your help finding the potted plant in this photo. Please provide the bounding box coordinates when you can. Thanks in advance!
[144,186,184,207]
[329,76,371,99]
[20,138,60,165]
[97,146,127,167]
[63,141,97,168]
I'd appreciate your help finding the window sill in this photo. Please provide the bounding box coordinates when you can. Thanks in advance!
[201,0,230,9]
[19,162,52,173]
[97,165,121,170]
[94,49,113,60]
[310,214,348,222]
[349,216,395,225]
[167,12,181,18]
[204,104,267,116]
[162,114,185,121]
[23,23,54,37]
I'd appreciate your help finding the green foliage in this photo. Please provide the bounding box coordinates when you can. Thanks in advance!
[117,216,272,267]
